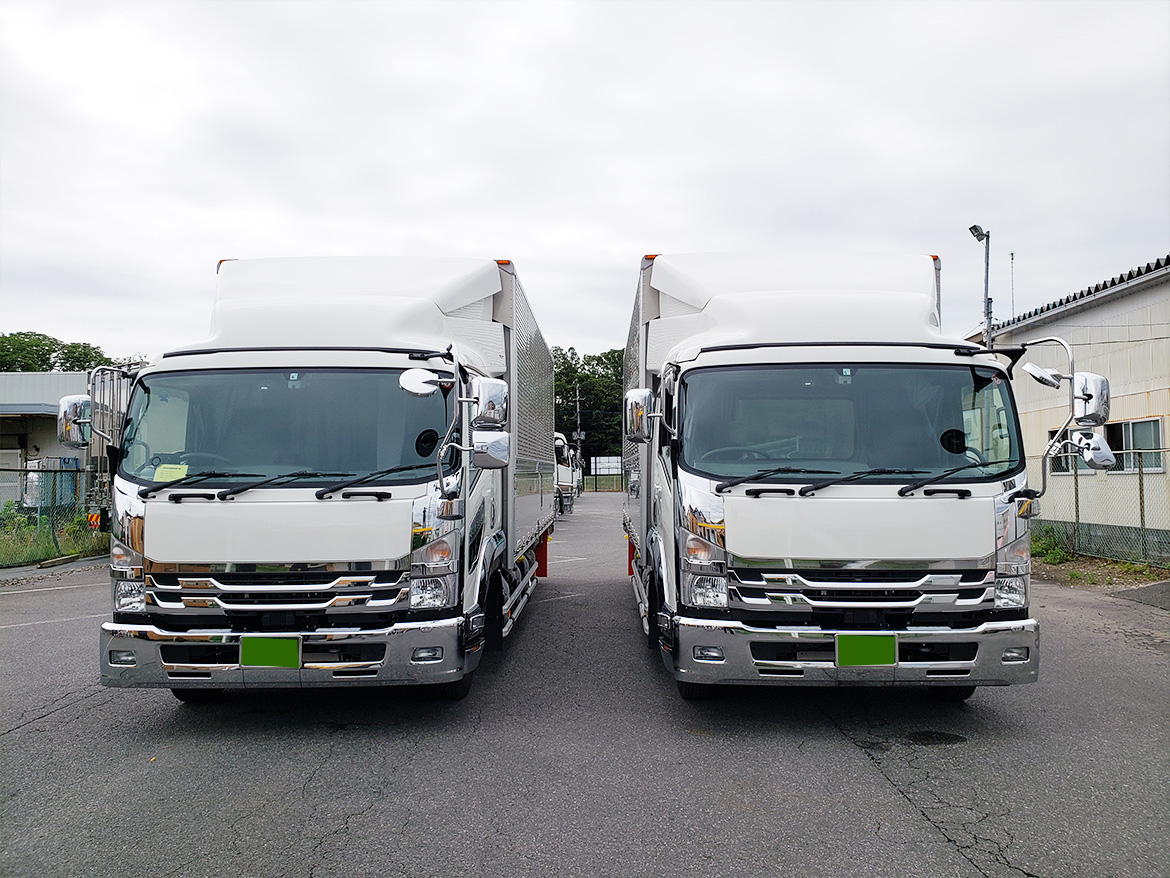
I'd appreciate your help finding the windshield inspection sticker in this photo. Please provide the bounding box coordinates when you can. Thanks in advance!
[153,464,188,481]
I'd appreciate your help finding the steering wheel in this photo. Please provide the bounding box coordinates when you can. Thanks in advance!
[699,446,771,462]
[178,451,235,468]
[966,448,989,465]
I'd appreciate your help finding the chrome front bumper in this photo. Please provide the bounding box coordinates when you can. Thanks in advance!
[664,615,1039,687]
[100,616,480,689]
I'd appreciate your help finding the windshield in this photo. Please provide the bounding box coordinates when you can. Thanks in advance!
[119,368,455,487]
[680,363,1023,484]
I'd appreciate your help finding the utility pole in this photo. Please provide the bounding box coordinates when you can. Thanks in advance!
[969,225,992,348]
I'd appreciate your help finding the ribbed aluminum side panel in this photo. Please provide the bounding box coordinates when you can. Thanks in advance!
[623,269,646,550]
[508,275,555,561]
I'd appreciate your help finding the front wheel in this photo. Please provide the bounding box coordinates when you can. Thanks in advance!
[676,679,715,701]
[930,685,977,702]
[171,688,223,704]
[435,672,474,700]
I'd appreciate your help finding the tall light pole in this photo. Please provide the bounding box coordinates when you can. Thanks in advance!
[969,225,992,348]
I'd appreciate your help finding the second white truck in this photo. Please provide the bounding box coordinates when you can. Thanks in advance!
[623,252,1113,700]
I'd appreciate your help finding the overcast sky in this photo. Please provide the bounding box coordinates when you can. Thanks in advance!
[1,0,1167,362]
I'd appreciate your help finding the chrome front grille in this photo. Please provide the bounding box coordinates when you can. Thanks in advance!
[145,571,409,615]
[729,569,995,613]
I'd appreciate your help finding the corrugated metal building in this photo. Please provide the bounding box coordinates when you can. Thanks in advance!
[992,256,1170,562]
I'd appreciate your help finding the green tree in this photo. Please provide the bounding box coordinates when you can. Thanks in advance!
[0,332,114,372]
[552,345,624,466]
[0,332,58,371]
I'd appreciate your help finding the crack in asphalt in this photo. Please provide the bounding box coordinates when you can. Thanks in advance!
[825,709,1043,878]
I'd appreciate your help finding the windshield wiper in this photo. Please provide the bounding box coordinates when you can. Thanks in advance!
[138,470,264,498]
[714,466,838,494]
[897,460,1013,496]
[315,463,435,499]
[798,467,927,497]
[217,470,354,500]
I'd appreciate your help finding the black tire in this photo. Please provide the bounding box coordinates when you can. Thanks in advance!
[676,679,714,701]
[436,672,473,700]
[485,573,505,652]
[930,685,977,702]
[170,688,223,704]
[644,572,661,651]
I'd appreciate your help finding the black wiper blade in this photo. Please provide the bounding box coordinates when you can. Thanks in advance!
[798,467,927,497]
[217,470,354,500]
[898,460,1013,496]
[138,470,264,498]
[315,464,434,499]
[714,466,839,494]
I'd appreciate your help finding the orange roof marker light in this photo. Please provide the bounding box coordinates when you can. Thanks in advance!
[496,259,512,266]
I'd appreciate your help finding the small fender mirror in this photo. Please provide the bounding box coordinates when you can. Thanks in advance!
[400,368,441,398]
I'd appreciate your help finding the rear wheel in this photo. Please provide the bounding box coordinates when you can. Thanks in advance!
[930,685,977,702]
[676,679,714,701]
[170,688,223,704]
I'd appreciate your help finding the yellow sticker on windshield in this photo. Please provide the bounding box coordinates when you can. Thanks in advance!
[154,464,189,481]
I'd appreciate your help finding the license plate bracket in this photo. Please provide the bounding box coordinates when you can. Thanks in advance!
[836,633,897,667]
[241,636,300,669]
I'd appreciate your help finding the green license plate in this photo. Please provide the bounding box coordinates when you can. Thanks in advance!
[837,634,897,667]
[241,637,300,669]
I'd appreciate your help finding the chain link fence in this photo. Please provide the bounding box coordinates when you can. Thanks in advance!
[0,467,109,567]
[1029,448,1170,566]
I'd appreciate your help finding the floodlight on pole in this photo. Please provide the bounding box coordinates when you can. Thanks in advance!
[970,224,992,347]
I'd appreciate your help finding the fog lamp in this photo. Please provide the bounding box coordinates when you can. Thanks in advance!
[1002,647,1030,663]
[693,646,725,662]
[108,650,136,666]
[412,647,444,663]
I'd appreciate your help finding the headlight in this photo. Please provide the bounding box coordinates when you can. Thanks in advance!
[115,580,146,613]
[996,531,1030,608]
[680,530,728,609]
[110,537,146,612]
[410,531,459,609]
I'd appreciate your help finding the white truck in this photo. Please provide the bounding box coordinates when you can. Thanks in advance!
[622,252,1113,700]
[60,256,556,701]
[554,431,578,514]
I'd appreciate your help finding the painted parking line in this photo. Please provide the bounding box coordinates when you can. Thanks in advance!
[531,592,585,604]
[0,583,102,596]
[0,613,107,630]
[547,557,587,564]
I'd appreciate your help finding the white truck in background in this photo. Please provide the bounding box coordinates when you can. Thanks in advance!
[554,431,580,514]
[60,256,556,701]
[623,252,1114,700]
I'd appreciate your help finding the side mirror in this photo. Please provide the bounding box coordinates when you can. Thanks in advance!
[472,430,509,469]
[624,388,653,443]
[58,395,92,449]
[1074,432,1116,470]
[470,377,508,427]
[400,368,441,398]
[1073,372,1110,426]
